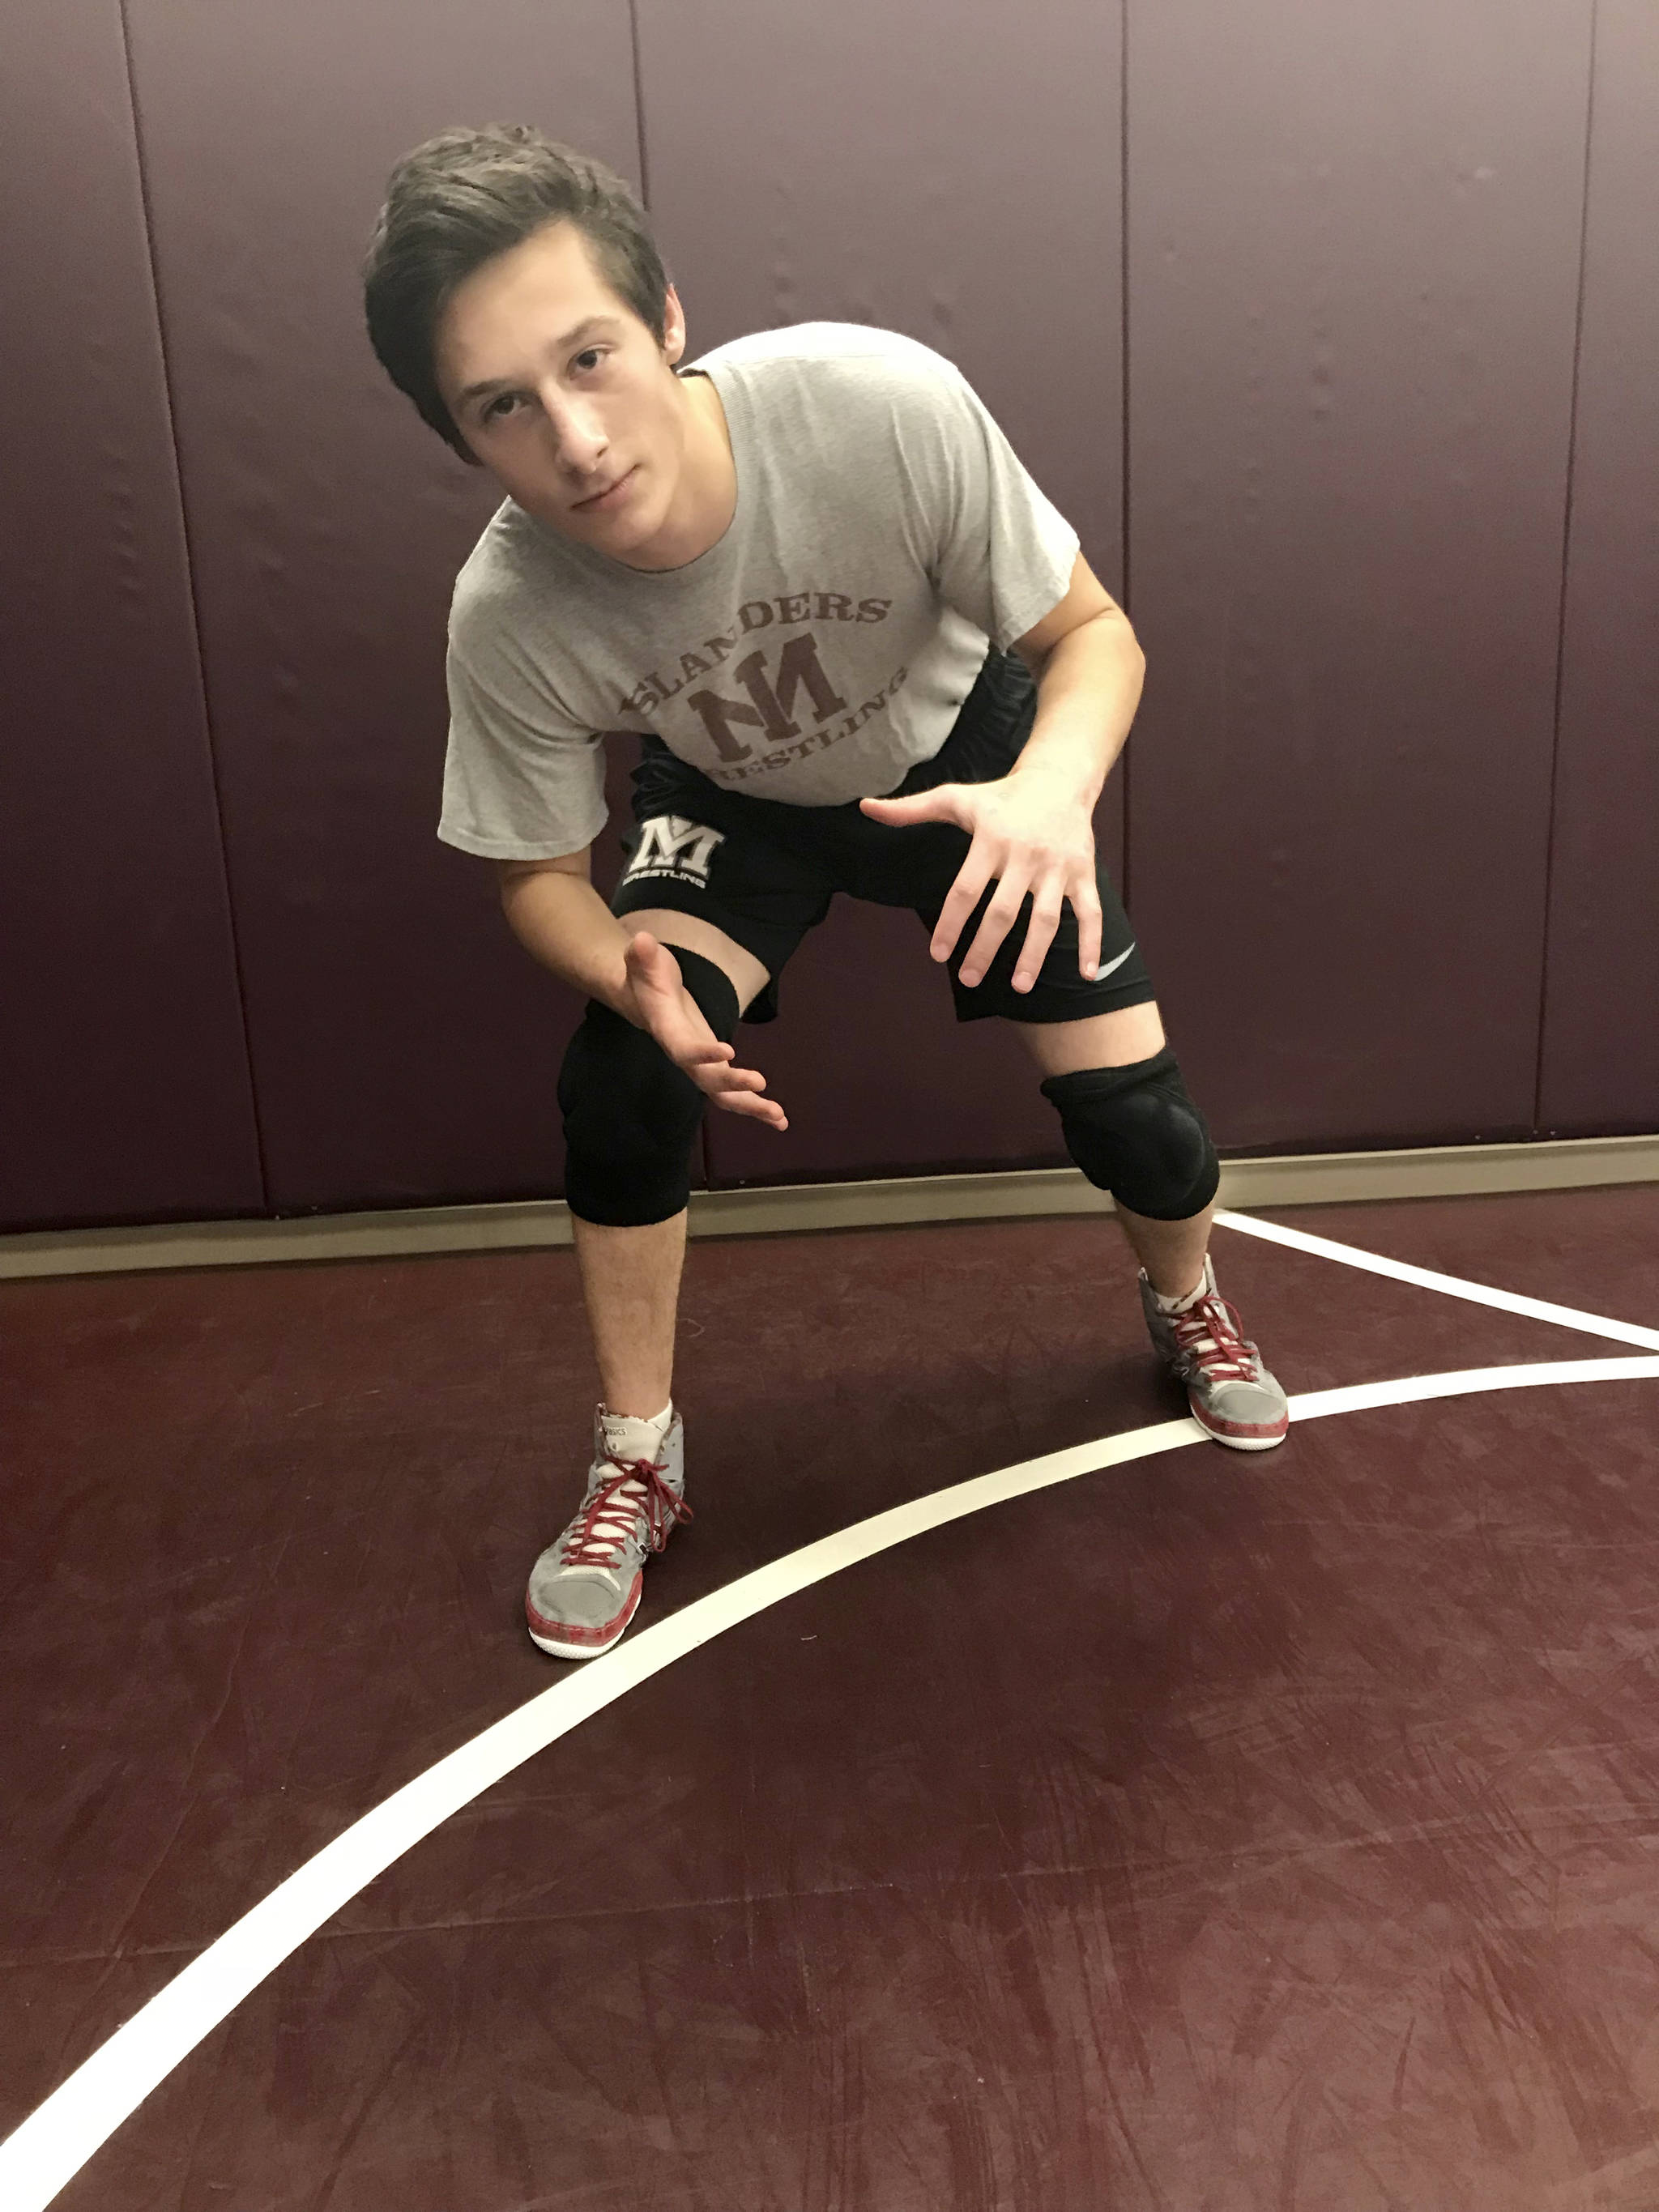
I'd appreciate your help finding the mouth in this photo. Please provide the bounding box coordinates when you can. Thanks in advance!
[572,467,637,514]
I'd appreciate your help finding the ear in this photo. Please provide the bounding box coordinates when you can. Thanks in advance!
[662,283,688,365]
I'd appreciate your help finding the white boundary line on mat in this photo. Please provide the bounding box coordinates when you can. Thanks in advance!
[1213,1208,1659,1351]
[4,1220,1658,2207]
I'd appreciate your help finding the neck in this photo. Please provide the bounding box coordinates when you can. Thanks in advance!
[632,370,735,570]
[684,367,732,467]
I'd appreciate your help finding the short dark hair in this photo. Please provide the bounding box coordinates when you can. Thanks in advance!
[363,123,671,463]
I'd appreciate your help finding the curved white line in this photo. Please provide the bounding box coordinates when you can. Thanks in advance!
[1214,1208,1659,1352]
[4,1348,1657,2208]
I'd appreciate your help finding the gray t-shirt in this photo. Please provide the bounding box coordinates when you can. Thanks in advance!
[438,322,1080,860]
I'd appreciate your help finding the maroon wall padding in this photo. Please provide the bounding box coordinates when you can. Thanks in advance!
[633,0,1125,1187]
[1537,0,1659,1137]
[1124,0,1593,1153]
[0,0,263,1232]
[5,2,1656,1236]
[119,1,650,1213]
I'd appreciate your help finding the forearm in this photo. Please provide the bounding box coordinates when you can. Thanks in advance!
[1012,612,1146,811]
[501,870,638,1016]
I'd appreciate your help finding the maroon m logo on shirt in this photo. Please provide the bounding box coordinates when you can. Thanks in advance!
[684,634,849,763]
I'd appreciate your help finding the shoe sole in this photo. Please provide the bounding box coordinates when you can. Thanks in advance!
[1194,1409,1289,1451]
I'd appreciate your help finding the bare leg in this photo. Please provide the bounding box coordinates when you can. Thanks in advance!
[572,1212,687,1416]
[1111,1197,1213,1300]
[1016,999,1209,1298]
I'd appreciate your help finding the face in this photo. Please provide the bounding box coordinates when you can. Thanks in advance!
[433,220,718,570]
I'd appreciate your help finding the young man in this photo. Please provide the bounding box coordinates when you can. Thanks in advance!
[365,124,1288,1661]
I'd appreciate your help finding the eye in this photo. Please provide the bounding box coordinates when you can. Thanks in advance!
[573,347,606,373]
[481,392,522,424]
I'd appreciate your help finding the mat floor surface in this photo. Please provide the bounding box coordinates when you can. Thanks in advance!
[2,1184,1658,2210]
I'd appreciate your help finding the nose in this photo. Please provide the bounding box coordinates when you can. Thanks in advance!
[535,377,608,477]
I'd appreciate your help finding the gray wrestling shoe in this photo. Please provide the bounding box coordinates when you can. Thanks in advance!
[525,1407,690,1659]
[1140,1256,1290,1451]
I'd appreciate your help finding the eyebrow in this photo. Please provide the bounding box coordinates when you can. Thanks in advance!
[456,318,624,407]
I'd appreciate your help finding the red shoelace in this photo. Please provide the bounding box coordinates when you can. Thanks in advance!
[560,1452,693,1568]
[1170,1293,1260,1383]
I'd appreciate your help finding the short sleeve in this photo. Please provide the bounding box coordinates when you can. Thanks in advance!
[438,612,610,863]
[923,370,1081,651]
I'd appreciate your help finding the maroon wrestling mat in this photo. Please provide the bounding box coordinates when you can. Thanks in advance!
[3,1185,1657,2209]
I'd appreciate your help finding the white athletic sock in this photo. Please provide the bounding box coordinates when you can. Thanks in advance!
[1150,1257,1214,1315]
[599,1400,675,1465]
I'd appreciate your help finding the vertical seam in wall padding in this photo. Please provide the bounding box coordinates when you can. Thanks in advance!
[1119,0,1132,915]
[114,0,274,1211]
[628,0,652,214]
[630,0,694,1187]
[1533,0,1600,1139]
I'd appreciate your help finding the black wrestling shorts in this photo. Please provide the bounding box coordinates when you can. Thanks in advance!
[611,643,1154,1027]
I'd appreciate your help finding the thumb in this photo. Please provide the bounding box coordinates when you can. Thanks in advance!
[625,931,680,987]
[859,787,958,826]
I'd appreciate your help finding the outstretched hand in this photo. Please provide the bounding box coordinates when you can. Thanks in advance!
[622,932,787,1131]
[859,775,1102,991]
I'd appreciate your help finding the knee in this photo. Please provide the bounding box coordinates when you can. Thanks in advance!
[1039,1046,1220,1221]
[557,947,741,1228]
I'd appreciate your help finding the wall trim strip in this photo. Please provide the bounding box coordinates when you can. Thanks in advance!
[2,1132,1655,1282]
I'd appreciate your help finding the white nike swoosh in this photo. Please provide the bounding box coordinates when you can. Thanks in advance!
[1093,942,1137,981]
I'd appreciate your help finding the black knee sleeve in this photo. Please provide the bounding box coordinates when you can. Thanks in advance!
[557,947,742,1227]
[1039,1046,1220,1221]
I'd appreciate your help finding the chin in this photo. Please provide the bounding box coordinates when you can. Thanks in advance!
[600,493,665,552]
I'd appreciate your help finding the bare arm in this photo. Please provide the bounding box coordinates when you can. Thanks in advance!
[498,848,636,1013]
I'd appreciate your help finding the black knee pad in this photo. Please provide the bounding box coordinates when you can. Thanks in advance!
[557,946,742,1227]
[1039,1046,1220,1221]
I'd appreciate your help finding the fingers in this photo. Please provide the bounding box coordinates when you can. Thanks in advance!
[676,1034,788,1128]
[667,1023,777,1106]
[929,848,998,965]
[663,1003,785,1128]
[957,863,1104,993]
[955,864,1035,988]
[714,1089,788,1131]
[1007,878,1066,995]
[698,1059,763,1095]
[672,1025,787,1129]
[701,1060,787,1130]
[1073,876,1105,981]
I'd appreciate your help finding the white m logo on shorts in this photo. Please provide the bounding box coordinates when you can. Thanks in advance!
[621,814,727,887]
